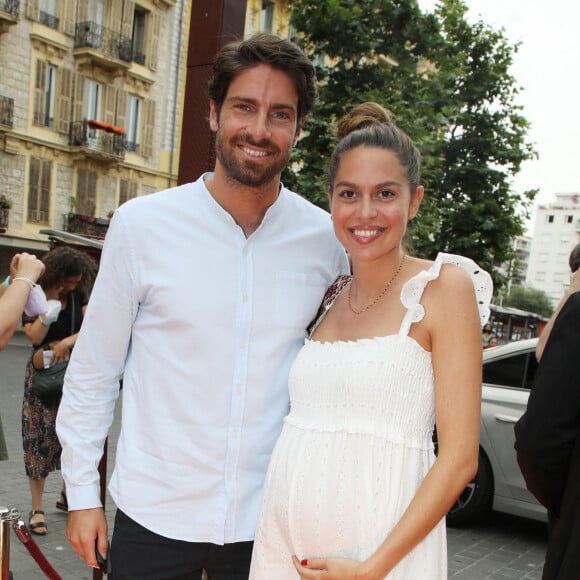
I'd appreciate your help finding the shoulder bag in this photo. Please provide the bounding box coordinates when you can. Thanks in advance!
[30,294,76,405]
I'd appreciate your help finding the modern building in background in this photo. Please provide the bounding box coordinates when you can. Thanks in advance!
[0,0,291,272]
[526,193,580,306]
[507,235,532,290]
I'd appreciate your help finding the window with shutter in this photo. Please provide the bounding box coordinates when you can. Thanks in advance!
[119,179,137,206]
[126,94,141,153]
[39,0,60,29]
[259,1,275,32]
[28,158,51,224]
[140,98,155,158]
[33,60,47,127]
[56,68,73,134]
[131,5,146,65]
[76,168,98,216]
[146,12,160,70]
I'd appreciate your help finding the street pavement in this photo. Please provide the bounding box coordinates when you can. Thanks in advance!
[1,332,548,579]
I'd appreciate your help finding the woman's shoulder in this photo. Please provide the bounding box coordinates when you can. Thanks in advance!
[404,253,492,325]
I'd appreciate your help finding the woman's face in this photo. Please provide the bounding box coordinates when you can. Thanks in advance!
[329,145,423,264]
[60,274,83,295]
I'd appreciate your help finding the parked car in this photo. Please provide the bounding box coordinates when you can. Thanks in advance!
[443,338,548,526]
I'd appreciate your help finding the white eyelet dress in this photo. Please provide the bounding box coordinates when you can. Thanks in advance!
[249,253,493,579]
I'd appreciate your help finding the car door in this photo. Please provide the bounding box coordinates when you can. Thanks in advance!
[480,347,538,503]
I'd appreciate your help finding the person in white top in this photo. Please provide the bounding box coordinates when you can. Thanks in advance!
[56,33,348,579]
[249,102,493,579]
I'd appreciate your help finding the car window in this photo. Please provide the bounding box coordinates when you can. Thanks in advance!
[483,351,536,390]
[523,352,538,390]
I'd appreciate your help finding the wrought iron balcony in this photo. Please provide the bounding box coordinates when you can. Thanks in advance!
[69,119,126,161]
[0,95,14,128]
[0,208,9,232]
[39,10,59,29]
[64,213,110,238]
[0,0,19,19]
[0,0,19,32]
[74,21,132,65]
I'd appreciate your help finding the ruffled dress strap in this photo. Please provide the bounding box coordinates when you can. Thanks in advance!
[398,252,493,337]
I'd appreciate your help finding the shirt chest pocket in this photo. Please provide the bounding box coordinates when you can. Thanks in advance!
[275,271,327,330]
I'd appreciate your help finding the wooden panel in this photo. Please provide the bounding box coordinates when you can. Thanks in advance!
[178,0,247,184]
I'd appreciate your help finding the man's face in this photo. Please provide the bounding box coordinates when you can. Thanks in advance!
[210,64,302,189]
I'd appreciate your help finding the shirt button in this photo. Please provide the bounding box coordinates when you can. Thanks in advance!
[240,340,246,349]
[242,293,248,302]
[243,248,249,256]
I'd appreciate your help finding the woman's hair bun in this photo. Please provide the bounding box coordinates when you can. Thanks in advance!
[336,102,392,140]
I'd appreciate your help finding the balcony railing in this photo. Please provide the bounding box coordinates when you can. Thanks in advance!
[0,208,9,232]
[0,0,19,19]
[64,213,110,238]
[74,21,132,63]
[131,49,146,65]
[0,95,14,128]
[39,10,59,29]
[69,119,126,161]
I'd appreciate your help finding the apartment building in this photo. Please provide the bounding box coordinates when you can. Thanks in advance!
[244,0,290,37]
[507,235,532,290]
[0,0,294,271]
[0,0,189,270]
[526,193,580,306]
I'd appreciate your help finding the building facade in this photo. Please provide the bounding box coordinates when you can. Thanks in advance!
[0,0,294,273]
[507,235,532,290]
[526,193,580,306]
[0,0,189,271]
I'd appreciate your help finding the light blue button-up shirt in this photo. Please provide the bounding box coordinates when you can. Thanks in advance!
[57,174,348,543]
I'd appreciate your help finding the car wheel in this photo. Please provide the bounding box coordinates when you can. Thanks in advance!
[446,448,494,527]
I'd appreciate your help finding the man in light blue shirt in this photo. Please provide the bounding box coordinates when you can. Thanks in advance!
[57,33,348,579]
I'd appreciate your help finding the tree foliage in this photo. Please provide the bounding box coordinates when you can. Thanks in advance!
[502,286,554,318]
[283,0,537,290]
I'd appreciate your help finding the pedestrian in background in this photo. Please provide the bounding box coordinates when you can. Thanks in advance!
[57,33,348,578]
[22,246,95,536]
[0,252,46,466]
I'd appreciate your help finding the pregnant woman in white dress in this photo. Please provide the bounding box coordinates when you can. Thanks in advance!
[249,102,493,580]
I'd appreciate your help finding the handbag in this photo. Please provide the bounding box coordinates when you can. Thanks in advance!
[30,360,70,405]
[30,294,76,405]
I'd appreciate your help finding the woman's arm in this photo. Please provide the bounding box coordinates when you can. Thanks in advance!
[0,253,45,350]
[48,305,88,364]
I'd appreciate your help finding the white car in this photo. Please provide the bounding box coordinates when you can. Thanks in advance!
[444,338,547,526]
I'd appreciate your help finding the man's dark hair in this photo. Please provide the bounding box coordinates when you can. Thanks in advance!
[569,242,580,272]
[208,33,318,126]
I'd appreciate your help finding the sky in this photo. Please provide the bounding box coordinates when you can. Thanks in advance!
[417,0,580,233]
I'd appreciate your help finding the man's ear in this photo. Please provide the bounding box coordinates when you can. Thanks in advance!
[408,185,424,220]
[209,100,219,133]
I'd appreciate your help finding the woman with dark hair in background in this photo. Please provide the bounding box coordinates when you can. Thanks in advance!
[22,246,96,535]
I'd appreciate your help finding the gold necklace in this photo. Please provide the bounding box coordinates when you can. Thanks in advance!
[348,255,406,315]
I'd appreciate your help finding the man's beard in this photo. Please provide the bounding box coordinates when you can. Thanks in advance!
[214,130,291,188]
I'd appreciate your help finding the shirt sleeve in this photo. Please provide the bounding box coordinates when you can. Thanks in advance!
[514,292,580,515]
[56,209,139,510]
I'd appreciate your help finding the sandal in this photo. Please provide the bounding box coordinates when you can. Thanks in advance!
[29,510,47,535]
[56,491,68,512]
